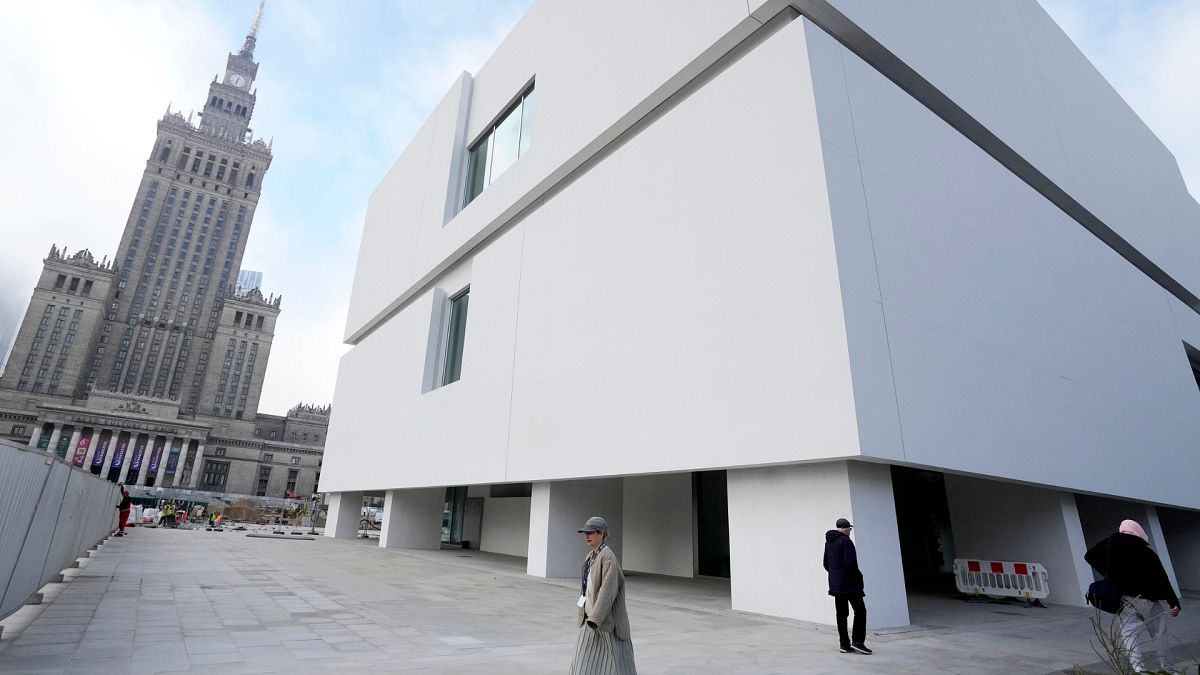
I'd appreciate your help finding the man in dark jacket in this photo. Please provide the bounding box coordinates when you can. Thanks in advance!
[824,518,871,655]
[1084,519,1180,673]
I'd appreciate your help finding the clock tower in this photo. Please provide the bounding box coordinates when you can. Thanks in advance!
[198,1,263,143]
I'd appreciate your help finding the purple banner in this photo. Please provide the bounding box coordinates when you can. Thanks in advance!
[165,443,182,474]
[129,436,148,473]
[91,432,111,469]
[72,435,91,467]
[110,435,129,469]
[147,437,166,474]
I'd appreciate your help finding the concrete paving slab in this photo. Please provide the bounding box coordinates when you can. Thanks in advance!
[3,526,1199,674]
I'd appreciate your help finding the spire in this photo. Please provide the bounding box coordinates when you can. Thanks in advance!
[240,1,265,57]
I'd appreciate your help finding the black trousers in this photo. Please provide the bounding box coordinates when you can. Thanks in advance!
[834,594,866,647]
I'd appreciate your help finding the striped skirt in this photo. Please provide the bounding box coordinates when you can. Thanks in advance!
[569,623,637,675]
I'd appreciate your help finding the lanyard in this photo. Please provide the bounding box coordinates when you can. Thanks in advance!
[582,544,606,595]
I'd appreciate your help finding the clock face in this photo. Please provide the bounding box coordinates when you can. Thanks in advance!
[229,73,246,88]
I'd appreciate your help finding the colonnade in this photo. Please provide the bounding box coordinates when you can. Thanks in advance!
[29,421,208,488]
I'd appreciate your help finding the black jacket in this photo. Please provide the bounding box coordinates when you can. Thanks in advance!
[117,495,131,510]
[1085,532,1180,608]
[824,530,865,597]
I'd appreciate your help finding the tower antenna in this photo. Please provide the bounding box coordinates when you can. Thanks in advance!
[241,1,265,56]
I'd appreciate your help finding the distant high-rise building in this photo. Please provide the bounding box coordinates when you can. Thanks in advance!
[0,3,325,500]
[236,270,263,294]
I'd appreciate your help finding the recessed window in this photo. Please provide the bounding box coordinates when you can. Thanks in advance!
[463,85,534,207]
[441,287,470,386]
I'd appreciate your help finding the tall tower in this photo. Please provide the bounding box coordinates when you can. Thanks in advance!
[82,2,274,414]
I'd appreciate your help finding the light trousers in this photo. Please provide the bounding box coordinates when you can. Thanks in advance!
[1118,596,1170,673]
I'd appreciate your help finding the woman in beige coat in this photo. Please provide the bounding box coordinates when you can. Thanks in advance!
[569,516,636,674]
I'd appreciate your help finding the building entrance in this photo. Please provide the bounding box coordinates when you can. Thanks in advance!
[695,470,730,578]
[891,466,956,592]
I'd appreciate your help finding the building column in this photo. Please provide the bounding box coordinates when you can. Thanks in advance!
[116,433,138,485]
[81,428,101,468]
[28,423,45,449]
[99,431,121,480]
[168,437,189,487]
[65,427,83,463]
[944,474,1092,608]
[379,488,444,550]
[44,424,63,455]
[527,478,623,578]
[130,437,152,482]
[728,461,909,628]
[1143,506,1180,597]
[188,443,206,488]
[324,491,364,539]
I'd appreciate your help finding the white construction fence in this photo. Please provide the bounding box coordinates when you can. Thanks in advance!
[0,438,120,619]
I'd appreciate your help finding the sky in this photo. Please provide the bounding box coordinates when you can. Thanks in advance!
[0,1,1196,415]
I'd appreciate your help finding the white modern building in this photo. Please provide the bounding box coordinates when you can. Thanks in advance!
[321,0,1200,628]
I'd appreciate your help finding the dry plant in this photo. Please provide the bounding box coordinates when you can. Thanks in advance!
[1072,608,1194,675]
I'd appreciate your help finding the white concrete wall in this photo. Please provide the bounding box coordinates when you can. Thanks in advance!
[324,17,861,493]
[943,475,1091,607]
[480,497,531,558]
[821,0,1200,299]
[727,461,908,628]
[805,18,1200,510]
[343,1,759,338]
[622,474,694,577]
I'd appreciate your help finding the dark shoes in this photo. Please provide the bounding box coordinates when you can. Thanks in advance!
[849,643,873,655]
[839,646,851,653]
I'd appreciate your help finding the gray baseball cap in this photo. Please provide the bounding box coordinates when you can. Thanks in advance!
[577,516,609,533]
[836,518,853,529]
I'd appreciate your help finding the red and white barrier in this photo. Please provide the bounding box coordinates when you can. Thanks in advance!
[953,558,1049,601]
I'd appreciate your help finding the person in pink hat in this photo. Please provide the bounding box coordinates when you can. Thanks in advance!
[1085,519,1181,673]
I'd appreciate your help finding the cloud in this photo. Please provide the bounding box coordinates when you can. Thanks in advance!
[1040,0,1200,196]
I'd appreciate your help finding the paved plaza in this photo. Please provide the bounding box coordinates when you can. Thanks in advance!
[0,526,1197,674]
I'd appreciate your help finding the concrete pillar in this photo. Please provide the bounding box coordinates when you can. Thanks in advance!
[728,460,909,628]
[1143,506,1180,596]
[81,428,100,468]
[944,475,1091,607]
[379,488,444,549]
[133,434,156,486]
[65,427,83,463]
[116,433,137,485]
[28,423,45,449]
[1158,507,1200,592]
[622,473,694,577]
[188,444,206,488]
[324,491,365,539]
[44,424,62,455]
[99,431,120,479]
[169,437,189,482]
[527,478,623,578]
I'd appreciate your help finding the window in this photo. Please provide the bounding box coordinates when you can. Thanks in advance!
[11,424,26,436]
[263,452,273,462]
[214,447,226,457]
[200,460,229,489]
[290,456,300,465]
[256,465,271,496]
[463,86,535,206]
[441,287,470,386]
[286,469,298,495]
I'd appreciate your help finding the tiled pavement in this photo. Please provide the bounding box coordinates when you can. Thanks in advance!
[1,526,1198,674]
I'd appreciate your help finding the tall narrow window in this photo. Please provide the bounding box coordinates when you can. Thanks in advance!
[441,288,470,385]
[463,86,535,207]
